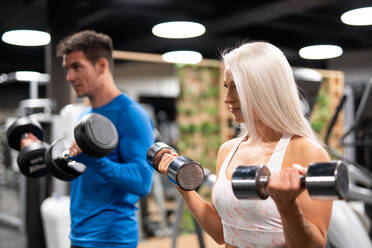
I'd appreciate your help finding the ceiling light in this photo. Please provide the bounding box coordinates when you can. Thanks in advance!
[152,21,206,39]
[341,7,372,26]
[2,29,51,46]
[162,51,203,64]
[299,45,343,60]
[15,71,49,82]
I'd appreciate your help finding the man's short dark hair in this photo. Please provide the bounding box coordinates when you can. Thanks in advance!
[57,30,114,71]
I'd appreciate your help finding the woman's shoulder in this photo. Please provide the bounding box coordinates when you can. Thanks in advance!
[287,135,330,167]
[219,136,242,155]
[215,136,242,173]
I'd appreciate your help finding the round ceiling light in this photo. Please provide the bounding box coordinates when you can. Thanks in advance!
[2,29,51,46]
[152,21,206,39]
[162,50,203,64]
[299,45,343,60]
[341,7,372,26]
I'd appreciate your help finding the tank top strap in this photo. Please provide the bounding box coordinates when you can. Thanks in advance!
[267,134,292,172]
[219,135,247,176]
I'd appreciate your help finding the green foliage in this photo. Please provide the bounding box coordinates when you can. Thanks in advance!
[176,105,197,116]
[200,121,220,135]
[179,123,197,134]
[176,65,221,233]
[180,208,195,234]
[310,87,331,134]
[203,105,219,115]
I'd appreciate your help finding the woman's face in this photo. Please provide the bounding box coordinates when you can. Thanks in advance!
[223,69,244,123]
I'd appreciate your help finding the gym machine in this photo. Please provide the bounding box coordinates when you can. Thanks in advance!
[1,98,55,248]
[323,79,372,247]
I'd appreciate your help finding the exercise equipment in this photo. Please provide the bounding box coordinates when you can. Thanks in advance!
[232,160,349,200]
[147,142,204,191]
[326,200,372,248]
[6,117,49,177]
[45,113,118,181]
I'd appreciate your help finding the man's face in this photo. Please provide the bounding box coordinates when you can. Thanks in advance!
[62,50,100,97]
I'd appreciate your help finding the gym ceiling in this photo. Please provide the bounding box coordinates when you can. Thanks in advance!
[0,0,372,73]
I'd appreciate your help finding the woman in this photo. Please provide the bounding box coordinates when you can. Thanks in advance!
[159,41,332,248]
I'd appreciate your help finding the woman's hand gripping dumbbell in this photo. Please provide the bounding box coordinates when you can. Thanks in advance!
[44,113,118,181]
[6,117,49,178]
[147,142,204,191]
[231,160,349,200]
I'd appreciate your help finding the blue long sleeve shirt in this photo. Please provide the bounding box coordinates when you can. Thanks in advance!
[69,94,154,248]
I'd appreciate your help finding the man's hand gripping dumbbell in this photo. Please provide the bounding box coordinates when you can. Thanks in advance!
[232,160,349,200]
[6,117,49,178]
[147,142,204,191]
[44,113,118,181]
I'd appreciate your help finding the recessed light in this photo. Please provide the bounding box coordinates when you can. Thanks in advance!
[152,21,205,39]
[2,29,51,46]
[162,51,203,64]
[15,71,49,81]
[341,7,372,26]
[299,45,343,60]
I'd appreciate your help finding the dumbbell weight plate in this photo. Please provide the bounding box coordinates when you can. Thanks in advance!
[232,165,271,199]
[6,117,43,151]
[168,156,204,191]
[45,139,83,181]
[306,160,349,199]
[74,113,118,158]
[17,142,49,178]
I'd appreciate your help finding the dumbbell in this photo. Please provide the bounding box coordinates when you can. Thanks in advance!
[44,113,118,181]
[147,142,204,191]
[6,117,49,178]
[232,160,349,200]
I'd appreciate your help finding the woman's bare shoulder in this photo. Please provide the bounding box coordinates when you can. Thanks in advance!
[287,136,330,167]
[219,137,241,154]
[215,137,242,174]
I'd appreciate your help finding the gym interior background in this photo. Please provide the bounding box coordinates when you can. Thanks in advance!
[1,0,372,248]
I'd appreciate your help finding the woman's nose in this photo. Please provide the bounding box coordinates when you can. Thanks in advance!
[224,89,235,104]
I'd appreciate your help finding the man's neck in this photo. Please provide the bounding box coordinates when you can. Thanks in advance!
[89,74,121,108]
[89,88,121,108]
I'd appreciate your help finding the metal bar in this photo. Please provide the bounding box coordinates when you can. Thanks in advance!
[0,212,22,230]
[171,195,184,248]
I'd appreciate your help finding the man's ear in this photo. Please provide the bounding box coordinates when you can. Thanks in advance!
[96,58,108,74]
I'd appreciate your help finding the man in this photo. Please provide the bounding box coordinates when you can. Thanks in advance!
[56,30,154,248]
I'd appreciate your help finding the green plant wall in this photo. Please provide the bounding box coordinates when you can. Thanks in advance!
[176,65,221,173]
[176,64,221,234]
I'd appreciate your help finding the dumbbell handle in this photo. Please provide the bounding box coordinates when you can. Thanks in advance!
[259,175,308,187]
[61,150,86,173]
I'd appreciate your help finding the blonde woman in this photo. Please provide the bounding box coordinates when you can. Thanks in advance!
[158,41,332,248]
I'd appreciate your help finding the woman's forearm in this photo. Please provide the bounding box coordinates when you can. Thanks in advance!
[278,200,326,248]
[178,189,225,244]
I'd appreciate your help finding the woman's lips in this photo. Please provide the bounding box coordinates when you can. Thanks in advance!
[229,107,240,113]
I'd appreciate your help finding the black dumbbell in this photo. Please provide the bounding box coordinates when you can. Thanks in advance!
[147,142,204,191]
[232,160,349,200]
[44,113,118,181]
[6,117,49,178]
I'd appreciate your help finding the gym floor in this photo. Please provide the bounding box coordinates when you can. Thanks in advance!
[0,186,26,248]
[0,184,223,248]
[0,227,25,248]
[138,233,224,248]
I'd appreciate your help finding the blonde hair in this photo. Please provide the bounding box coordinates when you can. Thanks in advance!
[222,41,318,144]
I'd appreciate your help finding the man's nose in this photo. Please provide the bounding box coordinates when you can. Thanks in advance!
[66,70,74,82]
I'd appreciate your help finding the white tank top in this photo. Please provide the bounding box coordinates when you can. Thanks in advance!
[212,135,292,248]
